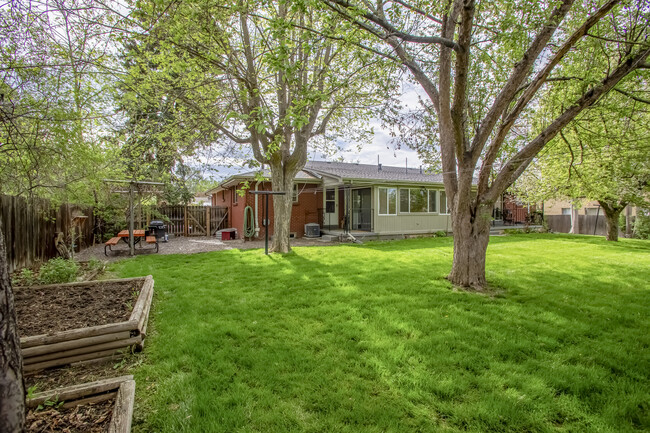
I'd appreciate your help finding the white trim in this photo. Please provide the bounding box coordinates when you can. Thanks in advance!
[398,187,443,214]
[377,187,397,216]
[439,190,450,215]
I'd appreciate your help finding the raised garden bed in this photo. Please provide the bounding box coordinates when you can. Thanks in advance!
[26,375,135,433]
[15,276,154,372]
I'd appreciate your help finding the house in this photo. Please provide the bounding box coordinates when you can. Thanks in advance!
[190,194,211,206]
[544,198,638,217]
[206,161,456,239]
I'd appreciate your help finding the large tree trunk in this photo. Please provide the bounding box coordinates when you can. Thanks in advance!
[448,201,493,290]
[598,200,625,242]
[269,162,297,253]
[0,219,25,433]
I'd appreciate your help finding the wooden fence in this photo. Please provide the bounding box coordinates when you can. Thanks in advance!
[154,206,228,236]
[547,214,609,236]
[0,195,95,273]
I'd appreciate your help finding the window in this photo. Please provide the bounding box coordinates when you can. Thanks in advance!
[325,189,336,213]
[561,208,571,215]
[428,190,437,213]
[378,187,397,215]
[440,191,449,214]
[293,184,299,203]
[233,188,239,204]
[585,207,599,216]
[399,188,433,213]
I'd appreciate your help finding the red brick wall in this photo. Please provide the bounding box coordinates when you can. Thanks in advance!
[211,182,323,239]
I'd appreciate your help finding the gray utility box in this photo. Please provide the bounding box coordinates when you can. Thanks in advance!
[304,223,320,238]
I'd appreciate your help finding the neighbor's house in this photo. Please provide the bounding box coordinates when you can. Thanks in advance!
[205,161,456,239]
[544,198,638,217]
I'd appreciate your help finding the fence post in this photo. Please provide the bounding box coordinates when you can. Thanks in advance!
[184,206,188,237]
[206,206,211,237]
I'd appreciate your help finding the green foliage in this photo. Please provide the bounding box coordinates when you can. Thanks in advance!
[26,385,37,400]
[36,397,64,412]
[0,1,121,205]
[434,230,447,237]
[38,258,80,284]
[114,235,650,432]
[87,257,104,272]
[634,210,650,240]
[17,268,36,286]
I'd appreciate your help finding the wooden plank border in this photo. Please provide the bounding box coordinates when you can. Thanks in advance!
[27,376,136,433]
[27,375,133,408]
[109,379,136,433]
[19,276,154,371]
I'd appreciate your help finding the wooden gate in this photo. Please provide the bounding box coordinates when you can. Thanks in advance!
[156,206,228,237]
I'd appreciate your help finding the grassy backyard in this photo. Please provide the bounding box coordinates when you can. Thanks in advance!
[113,234,650,433]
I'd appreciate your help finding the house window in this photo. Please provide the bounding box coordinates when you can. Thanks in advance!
[586,207,599,216]
[440,191,449,214]
[293,184,299,203]
[399,188,430,213]
[378,187,397,215]
[428,190,437,213]
[561,208,571,215]
[233,189,239,205]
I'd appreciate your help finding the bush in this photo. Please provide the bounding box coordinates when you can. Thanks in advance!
[38,258,79,284]
[634,210,650,239]
[503,228,525,235]
[17,268,36,286]
[87,257,104,272]
[434,230,448,237]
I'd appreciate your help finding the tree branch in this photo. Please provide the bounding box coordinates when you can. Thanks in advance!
[476,0,619,198]
[614,87,650,105]
[485,46,650,202]
[322,0,460,50]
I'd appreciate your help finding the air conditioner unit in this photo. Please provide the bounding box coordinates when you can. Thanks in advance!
[304,223,320,238]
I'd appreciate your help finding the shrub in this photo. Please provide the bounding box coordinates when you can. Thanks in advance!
[38,258,79,284]
[434,230,447,237]
[87,257,104,271]
[17,268,36,286]
[503,228,525,235]
[634,210,650,239]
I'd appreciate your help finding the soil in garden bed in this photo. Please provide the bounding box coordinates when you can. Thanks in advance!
[26,399,114,433]
[15,279,143,336]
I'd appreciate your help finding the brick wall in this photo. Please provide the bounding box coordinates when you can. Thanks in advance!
[210,182,323,239]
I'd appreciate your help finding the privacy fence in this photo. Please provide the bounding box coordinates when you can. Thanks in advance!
[154,206,229,236]
[546,214,609,236]
[0,195,94,273]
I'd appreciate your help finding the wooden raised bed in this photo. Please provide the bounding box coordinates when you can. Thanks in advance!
[18,276,154,372]
[27,375,136,433]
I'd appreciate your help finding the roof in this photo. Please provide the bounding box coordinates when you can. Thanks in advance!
[304,161,444,183]
[207,160,448,194]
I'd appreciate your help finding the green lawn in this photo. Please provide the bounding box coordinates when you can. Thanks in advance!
[113,234,650,433]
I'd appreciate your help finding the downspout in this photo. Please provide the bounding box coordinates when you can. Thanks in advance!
[254,180,262,238]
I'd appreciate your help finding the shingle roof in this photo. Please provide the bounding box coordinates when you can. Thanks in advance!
[304,161,444,184]
[209,160,449,194]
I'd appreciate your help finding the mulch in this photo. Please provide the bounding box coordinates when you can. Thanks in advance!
[14,280,143,337]
[26,400,114,433]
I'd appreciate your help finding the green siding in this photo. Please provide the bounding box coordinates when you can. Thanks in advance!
[372,186,451,234]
